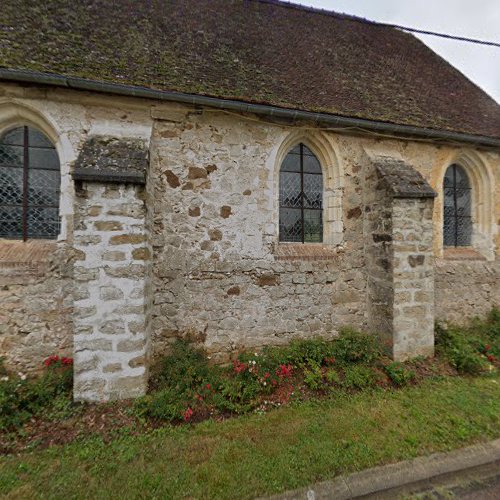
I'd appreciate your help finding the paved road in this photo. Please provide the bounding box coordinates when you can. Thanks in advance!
[408,472,500,499]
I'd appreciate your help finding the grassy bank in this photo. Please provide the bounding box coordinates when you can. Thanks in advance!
[1,374,499,499]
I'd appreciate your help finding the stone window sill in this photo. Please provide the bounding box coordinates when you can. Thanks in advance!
[0,239,56,273]
[442,247,486,261]
[273,243,343,261]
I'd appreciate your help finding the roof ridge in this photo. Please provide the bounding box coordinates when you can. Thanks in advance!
[250,0,383,27]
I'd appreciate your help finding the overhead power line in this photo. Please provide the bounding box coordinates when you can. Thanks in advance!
[371,21,500,48]
[259,1,500,48]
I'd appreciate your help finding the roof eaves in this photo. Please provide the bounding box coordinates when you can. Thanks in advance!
[1,68,499,149]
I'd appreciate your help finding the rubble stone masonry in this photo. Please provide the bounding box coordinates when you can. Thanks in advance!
[0,86,498,401]
[72,182,151,401]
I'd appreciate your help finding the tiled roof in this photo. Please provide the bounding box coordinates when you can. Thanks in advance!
[1,0,499,139]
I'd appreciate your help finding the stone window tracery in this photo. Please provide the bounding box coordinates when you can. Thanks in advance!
[279,143,323,243]
[0,126,61,240]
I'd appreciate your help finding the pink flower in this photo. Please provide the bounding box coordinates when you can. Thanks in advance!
[233,360,247,374]
[183,407,193,422]
[276,364,293,378]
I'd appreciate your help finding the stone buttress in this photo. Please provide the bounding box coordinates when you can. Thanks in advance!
[72,137,152,401]
[365,154,436,360]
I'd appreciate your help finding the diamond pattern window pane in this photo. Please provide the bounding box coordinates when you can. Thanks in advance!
[443,216,456,246]
[304,209,322,242]
[0,126,60,240]
[279,171,301,208]
[27,207,60,239]
[442,164,472,247]
[0,166,23,205]
[279,208,302,242]
[0,206,23,238]
[28,169,60,206]
[303,173,322,208]
[0,144,23,166]
[279,143,323,243]
[456,217,472,246]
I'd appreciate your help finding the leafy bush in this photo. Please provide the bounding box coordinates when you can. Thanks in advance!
[303,361,323,390]
[0,357,74,431]
[212,377,261,414]
[341,365,377,390]
[331,328,380,365]
[153,339,212,393]
[435,323,487,375]
[134,387,190,422]
[325,368,340,385]
[384,362,415,386]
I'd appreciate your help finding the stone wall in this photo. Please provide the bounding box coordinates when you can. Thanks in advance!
[435,259,500,324]
[73,182,151,401]
[392,198,435,359]
[0,83,499,395]
[363,156,394,342]
[0,241,73,373]
[150,113,367,362]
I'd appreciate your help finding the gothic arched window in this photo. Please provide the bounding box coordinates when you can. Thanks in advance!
[0,126,60,240]
[443,164,472,247]
[279,143,323,242]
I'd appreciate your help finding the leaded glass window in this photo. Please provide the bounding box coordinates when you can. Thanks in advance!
[443,164,472,247]
[0,126,60,240]
[279,143,323,242]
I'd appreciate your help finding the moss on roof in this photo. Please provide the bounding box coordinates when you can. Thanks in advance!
[1,0,499,139]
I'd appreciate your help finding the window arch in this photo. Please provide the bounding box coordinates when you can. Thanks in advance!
[279,143,323,242]
[443,164,472,247]
[0,126,60,240]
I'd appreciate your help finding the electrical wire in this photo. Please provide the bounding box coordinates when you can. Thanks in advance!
[257,0,500,48]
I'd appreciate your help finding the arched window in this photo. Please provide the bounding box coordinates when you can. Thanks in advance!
[279,143,323,242]
[443,164,472,247]
[0,126,60,240]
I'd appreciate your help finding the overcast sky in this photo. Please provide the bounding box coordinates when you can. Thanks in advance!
[294,0,500,103]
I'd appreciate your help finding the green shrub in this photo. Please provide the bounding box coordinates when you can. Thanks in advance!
[212,377,260,414]
[341,365,377,390]
[384,362,415,386]
[325,368,340,385]
[153,339,212,393]
[303,361,323,390]
[435,323,487,375]
[134,387,189,422]
[0,361,74,431]
[259,338,334,369]
[332,328,380,365]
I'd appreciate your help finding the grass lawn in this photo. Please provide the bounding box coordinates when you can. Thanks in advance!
[1,374,499,499]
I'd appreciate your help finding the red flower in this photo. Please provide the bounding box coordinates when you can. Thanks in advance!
[487,354,495,363]
[484,345,491,351]
[276,364,293,378]
[43,355,60,367]
[233,360,247,374]
[183,407,193,422]
[264,372,270,379]
[61,357,73,365]
[205,383,211,390]
[324,356,335,365]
